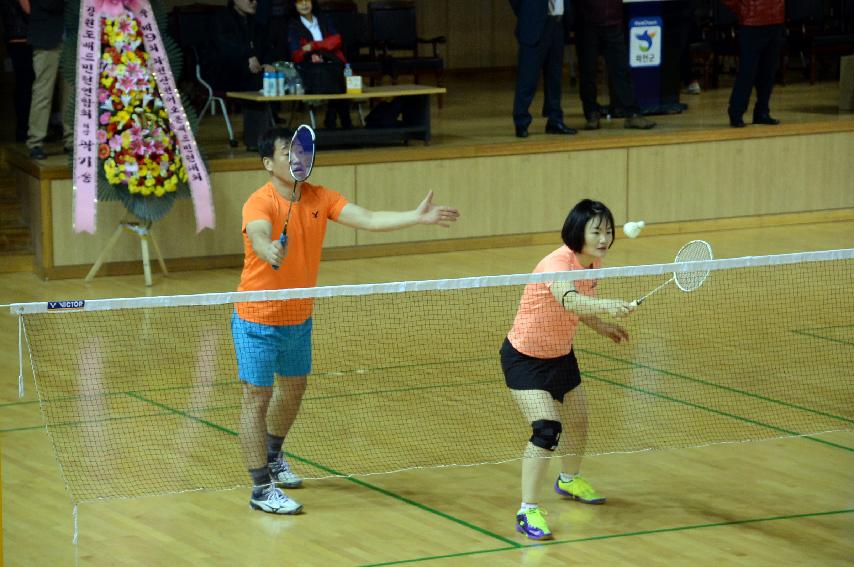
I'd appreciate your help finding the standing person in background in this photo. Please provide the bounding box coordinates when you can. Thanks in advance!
[288,0,352,130]
[723,0,785,128]
[679,0,703,95]
[210,0,275,93]
[1,0,34,143]
[210,0,275,150]
[509,0,577,138]
[574,0,656,130]
[25,0,70,159]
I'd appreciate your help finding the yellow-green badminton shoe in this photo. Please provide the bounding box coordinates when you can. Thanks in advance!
[515,507,553,540]
[554,475,606,504]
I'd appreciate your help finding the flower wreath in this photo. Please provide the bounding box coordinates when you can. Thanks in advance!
[65,0,215,232]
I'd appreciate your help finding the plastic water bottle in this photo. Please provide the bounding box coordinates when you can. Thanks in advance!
[343,63,353,79]
[276,71,286,96]
[263,71,275,96]
[294,76,305,95]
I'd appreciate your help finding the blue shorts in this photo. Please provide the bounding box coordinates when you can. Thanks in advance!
[231,311,313,386]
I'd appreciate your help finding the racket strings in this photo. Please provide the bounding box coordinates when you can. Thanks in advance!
[673,240,713,291]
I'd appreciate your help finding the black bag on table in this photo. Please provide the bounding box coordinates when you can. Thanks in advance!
[297,58,346,94]
[365,98,403,128]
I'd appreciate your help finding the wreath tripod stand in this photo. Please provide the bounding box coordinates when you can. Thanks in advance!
[84,216,168,286]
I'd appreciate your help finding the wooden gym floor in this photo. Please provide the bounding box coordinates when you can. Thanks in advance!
[0,218,852,566]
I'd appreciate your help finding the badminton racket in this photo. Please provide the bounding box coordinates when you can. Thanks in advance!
[273,124,316,270]
[634,239,713,305]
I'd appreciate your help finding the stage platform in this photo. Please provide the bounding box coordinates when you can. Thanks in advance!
[5,70,854,280]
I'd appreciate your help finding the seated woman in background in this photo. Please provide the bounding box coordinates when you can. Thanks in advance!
[288,0,352,129]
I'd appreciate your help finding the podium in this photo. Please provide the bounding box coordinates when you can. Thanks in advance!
[624,0,688,114]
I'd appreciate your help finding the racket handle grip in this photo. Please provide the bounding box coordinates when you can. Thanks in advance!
[271,233,288,270]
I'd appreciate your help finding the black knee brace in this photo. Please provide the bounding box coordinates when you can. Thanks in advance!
[530,419,562,451]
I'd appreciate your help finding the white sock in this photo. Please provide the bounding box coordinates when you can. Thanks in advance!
[559,472,575,483]
[518,502,538,513]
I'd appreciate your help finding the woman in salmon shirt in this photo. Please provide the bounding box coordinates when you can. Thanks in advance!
[501,199,636,540]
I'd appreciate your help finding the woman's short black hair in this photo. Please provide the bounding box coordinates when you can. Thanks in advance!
[258,127,294,160]
[561,199,615,253]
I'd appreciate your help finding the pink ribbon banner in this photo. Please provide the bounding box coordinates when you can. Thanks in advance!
[136,4,214,232]
[72,0,101,233]
[73,0,215,234]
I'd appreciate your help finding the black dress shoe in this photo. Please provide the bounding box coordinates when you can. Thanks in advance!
[515,126,529,138]
[545,121,578,135]
[753,114,780,125]
[729,115,746,128]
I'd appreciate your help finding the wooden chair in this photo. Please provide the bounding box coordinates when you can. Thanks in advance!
[367,0,446,107]
[169,4,238,147]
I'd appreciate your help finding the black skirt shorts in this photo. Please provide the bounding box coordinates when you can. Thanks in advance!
[500,337,581,403]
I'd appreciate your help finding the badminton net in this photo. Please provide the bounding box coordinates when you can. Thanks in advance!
[11,248,854,503]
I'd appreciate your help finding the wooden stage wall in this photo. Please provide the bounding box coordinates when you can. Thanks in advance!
[14,125,854,279]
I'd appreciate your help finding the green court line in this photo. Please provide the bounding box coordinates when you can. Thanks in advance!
[582,371,854,452]
[125,392,236,436]
[10,351,850,453]
[578,348,854,425]
[359,508,854,567]
[298,465,521,549]
[791,329,854,347]
[0,411,173,433]
[794,323,854,332]
[124,392,520,548]
[0,381,236,408]
[2,350,634,409]
[14,378,851,559]
[305,379,496,402]
[305,366,634,403]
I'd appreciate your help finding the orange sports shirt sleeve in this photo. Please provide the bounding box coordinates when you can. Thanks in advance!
[507,246,600,359]
[236,181,349,325]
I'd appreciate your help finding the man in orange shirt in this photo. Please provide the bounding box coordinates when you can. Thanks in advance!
[501,199,635,540]
[234,127,460,514]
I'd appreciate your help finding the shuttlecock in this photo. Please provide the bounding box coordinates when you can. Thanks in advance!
[623,220,645,239]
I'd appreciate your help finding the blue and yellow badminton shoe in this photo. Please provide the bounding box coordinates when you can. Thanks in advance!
[515,507,553,540]
[554,475,606,504]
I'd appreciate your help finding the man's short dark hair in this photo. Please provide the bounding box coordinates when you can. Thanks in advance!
[258,128,293,160]
[561,199,615,253]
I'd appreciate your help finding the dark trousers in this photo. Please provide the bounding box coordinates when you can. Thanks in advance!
[576,23,639,118]
[325,99,352,129]
[212,70,267,148]
[7,42,34,142]
[728,24,785,118]
[678,3,701,86]
[512,16,565,128]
